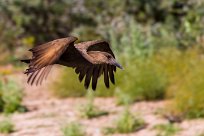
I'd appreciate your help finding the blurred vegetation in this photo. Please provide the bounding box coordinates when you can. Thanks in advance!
[0,117,14,134]
[51,67,86,98]
[0,77,25,114]
[103,108,146,134]
[61,121,85,136]
[1,0,204,63]
[168,49,204,118]
[1,0,204,119]
[153,123,180,136]
[115,58,167,104]
[78,92,108,119]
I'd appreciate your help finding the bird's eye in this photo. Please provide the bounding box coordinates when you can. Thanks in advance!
[107,55,111,59]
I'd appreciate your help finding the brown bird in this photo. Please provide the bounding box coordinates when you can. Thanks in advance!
[21,36,123,90]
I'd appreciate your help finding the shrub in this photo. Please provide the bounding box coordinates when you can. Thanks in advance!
[115,58,167,104]
[103,108,146,134]
[0,118,14,134]
[78,92,108,119]
[163,47,204,118]
[152,47,187,98]
[153,123,180,136]
[171,61,204,118]
[61,122,85,136]
[108,19,167,104]
[51,68,86,98]
[0,77,25,114]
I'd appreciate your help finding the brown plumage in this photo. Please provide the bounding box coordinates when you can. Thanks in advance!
[21,36,123,90]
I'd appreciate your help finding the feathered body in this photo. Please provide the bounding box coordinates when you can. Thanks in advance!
[21,36,123,90]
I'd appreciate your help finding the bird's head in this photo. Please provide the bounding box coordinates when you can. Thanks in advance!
[88,51,123,69]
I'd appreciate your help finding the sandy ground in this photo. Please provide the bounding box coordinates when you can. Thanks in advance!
[1,67,204,136]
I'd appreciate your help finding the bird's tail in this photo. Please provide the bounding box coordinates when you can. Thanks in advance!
[21,59,31,64]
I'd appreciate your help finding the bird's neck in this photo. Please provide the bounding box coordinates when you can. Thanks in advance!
[77,49,101,64]
[83,52,97,64]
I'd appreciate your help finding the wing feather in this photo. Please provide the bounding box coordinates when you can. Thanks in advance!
[84,67,93,89]
[30,70,41,86]
[74,40,115,58]
[79,67,87,82]
[108,65,115,84]
[72,40,117,90]
[104,64,109,88]
[92,65,100,91]
[23,37,77,85]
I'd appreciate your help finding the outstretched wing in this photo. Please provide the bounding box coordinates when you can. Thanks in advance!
[74,63,115,90]
[72,40,116,90]
[23,36,78,85]
[74,40,115,58]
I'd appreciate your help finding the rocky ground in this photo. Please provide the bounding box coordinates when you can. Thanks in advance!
[1,67,204,136]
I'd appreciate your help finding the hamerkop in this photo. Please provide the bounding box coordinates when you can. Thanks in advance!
[21,36,123,90]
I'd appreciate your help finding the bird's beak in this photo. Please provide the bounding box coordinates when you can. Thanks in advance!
[111,59,123,70]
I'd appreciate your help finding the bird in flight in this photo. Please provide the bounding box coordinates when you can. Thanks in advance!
[21,36,123,90]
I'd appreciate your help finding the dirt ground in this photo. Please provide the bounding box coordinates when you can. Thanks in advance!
[1,68,204,136]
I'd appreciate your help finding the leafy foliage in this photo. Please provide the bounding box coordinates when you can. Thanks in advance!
[78,92,108,119]
[153,47,204,119]
[51,68,86,98]
[170,53,204,118]
[115,59,167,104]
[103,108,146,134]
[0,77,25,114]
[109,20,167,104]
[0,118,14,134]
[154,123,180,136]
[1,0,204,64]
[61,122,85,136]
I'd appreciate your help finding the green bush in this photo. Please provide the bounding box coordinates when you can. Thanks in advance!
[108,20,167,104]
[51,68,86,98]
[115,59,167,104]
[152,47,187,98]
[0,118,14,134]
[153,123,180,136]
[61,122,85,136]
[103,108,146,134]
[78,92,108,119]
[171,60,204,118]
[0,77,24,114]
[157,47,204,118]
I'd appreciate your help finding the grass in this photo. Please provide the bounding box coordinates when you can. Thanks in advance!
[163,48,204,118]
[78,92,109,119]
[0,118,14,134]
[51,67,86,98]
[79,103,109,119]
[115,58,167,104]
[61,122,85,136]
[103,108,146,134]
[153,123,180,136]
[170,61,204,118]
[0,77,25,114]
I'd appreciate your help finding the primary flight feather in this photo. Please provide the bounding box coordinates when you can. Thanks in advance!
[21,36,123,90]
